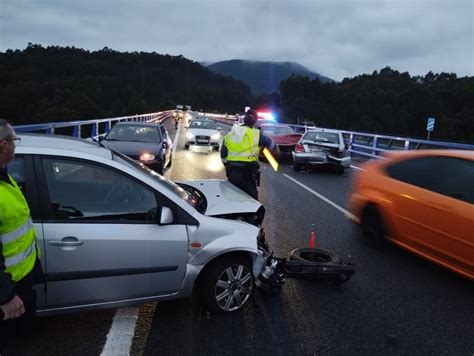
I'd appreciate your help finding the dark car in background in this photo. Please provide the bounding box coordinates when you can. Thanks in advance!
[100,122,172,174]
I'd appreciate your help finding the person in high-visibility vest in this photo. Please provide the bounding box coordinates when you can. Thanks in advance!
[0,119,42,350]
[220,109,274,200]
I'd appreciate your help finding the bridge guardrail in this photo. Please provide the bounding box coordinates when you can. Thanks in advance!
[14,111,172,138]
[205,113,474,159]
[14,110,474,159]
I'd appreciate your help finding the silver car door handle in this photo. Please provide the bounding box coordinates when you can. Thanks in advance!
[49,238,84,247]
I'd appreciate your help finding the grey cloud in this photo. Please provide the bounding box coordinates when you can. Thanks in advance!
[1,0,472,81]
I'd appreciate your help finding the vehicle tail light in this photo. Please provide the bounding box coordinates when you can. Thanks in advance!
[295,143,305,153]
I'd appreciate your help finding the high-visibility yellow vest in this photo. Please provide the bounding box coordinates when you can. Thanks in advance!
[224,126,260,162]
[0,174,38,282]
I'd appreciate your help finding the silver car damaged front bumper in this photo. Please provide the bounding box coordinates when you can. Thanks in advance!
[292,152,351,168]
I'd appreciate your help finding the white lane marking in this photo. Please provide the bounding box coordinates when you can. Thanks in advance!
[350,164,364,171]
[164,120,181,179]
[101,306,140,356]
[283,174,356,220]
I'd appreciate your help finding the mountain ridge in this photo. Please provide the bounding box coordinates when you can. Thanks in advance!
[206,59,333,95]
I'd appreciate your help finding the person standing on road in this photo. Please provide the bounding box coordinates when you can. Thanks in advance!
[0,119,42,351]
[220,109,275,200]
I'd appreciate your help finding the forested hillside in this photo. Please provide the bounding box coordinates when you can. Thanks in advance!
[1,45,472,143]
[0,44,253,124]
[276,68,474,142]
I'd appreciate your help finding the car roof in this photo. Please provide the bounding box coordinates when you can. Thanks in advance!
[383,149,474,161]
[16,133,113,159]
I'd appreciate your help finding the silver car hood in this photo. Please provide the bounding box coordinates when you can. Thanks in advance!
[176,179,262,216]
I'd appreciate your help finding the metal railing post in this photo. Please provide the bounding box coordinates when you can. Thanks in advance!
[91,122,98,137]
[73,125,81,138]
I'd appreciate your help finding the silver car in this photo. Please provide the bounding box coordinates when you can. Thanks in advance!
[12,134,268,315]
[292,129,351,174]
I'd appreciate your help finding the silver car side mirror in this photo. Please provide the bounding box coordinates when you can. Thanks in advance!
[160,206,174,225]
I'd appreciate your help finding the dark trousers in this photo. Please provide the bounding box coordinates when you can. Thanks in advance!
[227,166,259,200]
[0,263,39,351]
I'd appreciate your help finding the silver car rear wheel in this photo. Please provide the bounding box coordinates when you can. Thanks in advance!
[200,256,253,313]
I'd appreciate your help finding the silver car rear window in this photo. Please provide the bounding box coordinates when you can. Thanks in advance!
[303,131,340,144]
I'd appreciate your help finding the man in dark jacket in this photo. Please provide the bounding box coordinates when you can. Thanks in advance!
[0,119,42,350]
[220,110,275,200]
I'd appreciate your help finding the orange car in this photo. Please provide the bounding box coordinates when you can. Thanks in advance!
[348,150,474,280]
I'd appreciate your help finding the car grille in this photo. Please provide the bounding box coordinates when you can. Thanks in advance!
[195,135,210,145]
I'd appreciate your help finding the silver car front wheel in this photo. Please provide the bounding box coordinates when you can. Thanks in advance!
[200,256,253,313]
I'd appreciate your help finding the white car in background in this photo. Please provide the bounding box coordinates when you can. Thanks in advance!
[185,119,222,150]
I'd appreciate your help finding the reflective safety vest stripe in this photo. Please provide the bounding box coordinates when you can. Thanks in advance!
[2,218,34,244]
[224,127,260,162]
[0,175,38,282]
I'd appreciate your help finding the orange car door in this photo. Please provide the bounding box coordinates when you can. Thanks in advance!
[384,156,474,275]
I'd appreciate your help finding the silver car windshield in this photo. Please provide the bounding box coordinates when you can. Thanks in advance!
[111,150,198,206]
[189,120,217,130]
[303,131,340,144]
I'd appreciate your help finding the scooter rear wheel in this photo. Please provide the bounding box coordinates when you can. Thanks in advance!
[289,248,341,264]
[288,248,353,285]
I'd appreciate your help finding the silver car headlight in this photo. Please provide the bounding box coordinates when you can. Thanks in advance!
[186,132,195,139]
[211,134,220,140]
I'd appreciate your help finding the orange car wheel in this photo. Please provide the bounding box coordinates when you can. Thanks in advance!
[361,206,387,247]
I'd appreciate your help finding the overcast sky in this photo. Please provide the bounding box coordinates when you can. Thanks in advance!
[1,0,473,81]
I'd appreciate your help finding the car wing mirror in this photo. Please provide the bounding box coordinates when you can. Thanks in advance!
[98,136,105,142]
[217,127,222,131]
[345,143,349,150]
[160,206,174,225]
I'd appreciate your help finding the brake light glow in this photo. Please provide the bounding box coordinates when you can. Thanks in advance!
[295,143,305,153]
